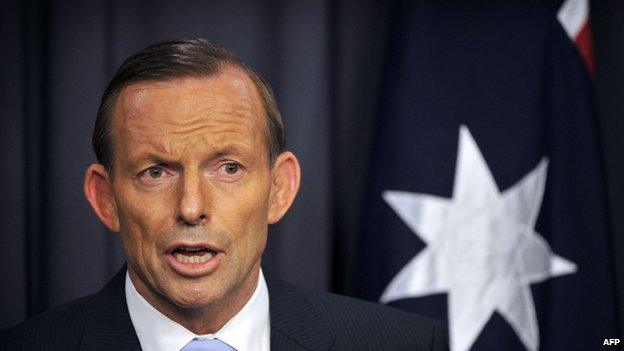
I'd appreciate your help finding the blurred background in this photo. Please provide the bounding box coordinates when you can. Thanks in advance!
[1,0,622,349]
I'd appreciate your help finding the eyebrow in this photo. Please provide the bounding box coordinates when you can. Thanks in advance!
[125,154,179,172]
[127,144,254,167]
[210,145,251,159]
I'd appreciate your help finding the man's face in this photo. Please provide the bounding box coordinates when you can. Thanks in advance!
[109,70,271,311]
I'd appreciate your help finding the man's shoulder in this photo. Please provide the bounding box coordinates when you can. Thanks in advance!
[266,274,448,350]
[0,294,96,350]
[304,288,446,349]
[303,287,438,327]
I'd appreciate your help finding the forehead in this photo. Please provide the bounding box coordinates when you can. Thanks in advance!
[115,69,264,127]
[111,70,267,157]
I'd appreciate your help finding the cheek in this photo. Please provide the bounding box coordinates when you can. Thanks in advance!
[116,186,176,253]
[222,184,270,257]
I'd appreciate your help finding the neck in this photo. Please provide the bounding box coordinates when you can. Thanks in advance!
[128,264,260,335]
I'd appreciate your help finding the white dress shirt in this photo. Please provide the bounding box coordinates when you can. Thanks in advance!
[125,269,270,351]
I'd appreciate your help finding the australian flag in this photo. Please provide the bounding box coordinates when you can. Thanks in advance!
[355,1,619,350]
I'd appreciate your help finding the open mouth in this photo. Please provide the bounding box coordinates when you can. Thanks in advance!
[171,247,217,264]
[164,243,223,276]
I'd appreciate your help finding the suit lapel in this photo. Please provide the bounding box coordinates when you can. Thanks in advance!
[75,267,336,351]
[266,273,336,351]
[79,267,142,351]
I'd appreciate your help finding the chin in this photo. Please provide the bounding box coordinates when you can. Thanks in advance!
[166,281,226,309]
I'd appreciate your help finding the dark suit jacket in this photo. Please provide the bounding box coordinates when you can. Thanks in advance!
[1,267,448,350]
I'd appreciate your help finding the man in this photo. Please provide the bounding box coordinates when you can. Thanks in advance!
[1,39,447,350]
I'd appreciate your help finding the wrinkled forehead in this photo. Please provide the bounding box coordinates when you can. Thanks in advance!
[105,69,272,172]
[114,69,264,127]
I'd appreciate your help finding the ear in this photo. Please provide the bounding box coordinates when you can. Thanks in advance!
[268,151,301,224]
[83,164,120,232]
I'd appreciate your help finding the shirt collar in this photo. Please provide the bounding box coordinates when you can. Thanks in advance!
[125,269,270,351]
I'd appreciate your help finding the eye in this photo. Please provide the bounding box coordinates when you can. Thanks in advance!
[142,166,165,179]
[149,167,163,178]
[222,162,241,174]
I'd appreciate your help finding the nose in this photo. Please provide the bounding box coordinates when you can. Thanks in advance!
[178,169,209,226]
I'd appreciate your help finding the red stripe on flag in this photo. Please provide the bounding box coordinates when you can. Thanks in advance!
[575,19,594,76]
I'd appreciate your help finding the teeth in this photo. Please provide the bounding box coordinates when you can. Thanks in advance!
[195,252,213,263]
[174,253,188,263]
[173,251,215,264]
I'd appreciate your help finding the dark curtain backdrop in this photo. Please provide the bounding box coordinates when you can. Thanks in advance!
[1,0,623,333]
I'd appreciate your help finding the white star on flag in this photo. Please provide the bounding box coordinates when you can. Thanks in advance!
[380,125,577,351]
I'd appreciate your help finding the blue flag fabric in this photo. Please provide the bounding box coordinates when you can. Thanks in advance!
[355,2,618,350]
